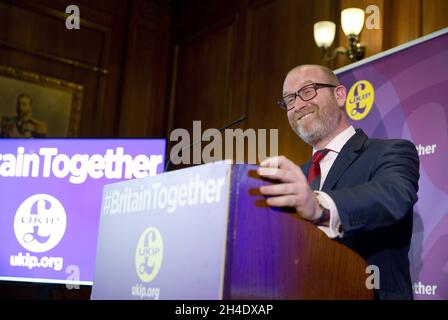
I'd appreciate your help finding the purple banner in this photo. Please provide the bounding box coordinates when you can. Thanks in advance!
[336,27,448,300]
[0,139,165,285]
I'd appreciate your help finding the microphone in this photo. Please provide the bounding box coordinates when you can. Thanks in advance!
[164,114,246,172]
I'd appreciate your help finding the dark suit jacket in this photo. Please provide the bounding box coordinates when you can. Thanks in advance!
[302,129,419,300]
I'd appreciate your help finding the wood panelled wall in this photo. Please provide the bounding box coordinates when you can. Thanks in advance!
[0,0,170,138]
[2,0,447,164]
[168,0,448,167]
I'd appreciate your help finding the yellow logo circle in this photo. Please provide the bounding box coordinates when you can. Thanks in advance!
[346,80,375,120]
[135,227,163,283]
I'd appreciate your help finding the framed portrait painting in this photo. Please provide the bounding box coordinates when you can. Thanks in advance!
[0,65,83,138]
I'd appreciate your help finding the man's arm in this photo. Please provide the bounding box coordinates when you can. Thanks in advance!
[257,140,419,237]
[325,139,419,236]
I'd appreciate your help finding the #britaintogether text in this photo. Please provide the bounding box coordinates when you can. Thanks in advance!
[0,147,163,184]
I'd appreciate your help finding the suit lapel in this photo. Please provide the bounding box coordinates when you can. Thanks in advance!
[321,129,368,190]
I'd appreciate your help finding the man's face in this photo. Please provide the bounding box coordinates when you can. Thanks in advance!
[17,96,32,119]
[283,67,342,146]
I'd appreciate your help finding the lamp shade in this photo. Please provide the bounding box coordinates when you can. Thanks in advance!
[313,21,336,48]
[341,8,365,36]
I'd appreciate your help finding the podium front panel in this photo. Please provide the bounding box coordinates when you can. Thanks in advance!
[91,162,232,299]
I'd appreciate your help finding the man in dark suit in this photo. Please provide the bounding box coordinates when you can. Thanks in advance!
[258,64,419,300]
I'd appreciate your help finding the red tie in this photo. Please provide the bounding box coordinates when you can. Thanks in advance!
[307,149,329,186]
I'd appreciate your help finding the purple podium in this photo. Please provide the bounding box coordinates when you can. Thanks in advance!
[92,162,372,300]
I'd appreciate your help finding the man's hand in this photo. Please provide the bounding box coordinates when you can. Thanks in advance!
[257,155,321,222]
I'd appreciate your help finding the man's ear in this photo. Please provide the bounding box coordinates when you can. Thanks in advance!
[334,85,347,108]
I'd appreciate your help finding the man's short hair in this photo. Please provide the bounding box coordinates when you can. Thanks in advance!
[287,64,340,86]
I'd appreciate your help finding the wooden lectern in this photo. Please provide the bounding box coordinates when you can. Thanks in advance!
[224,164,372,300]
[92,162,373,300]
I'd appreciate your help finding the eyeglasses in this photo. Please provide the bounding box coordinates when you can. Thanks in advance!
[277,82,337,110]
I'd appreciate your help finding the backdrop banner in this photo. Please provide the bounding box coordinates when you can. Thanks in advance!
[335,27,448,300]
[0,139,165,285]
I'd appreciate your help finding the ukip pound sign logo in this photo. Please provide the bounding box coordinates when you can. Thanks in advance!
[14,194,67,253]
[135,227,164,283]
[346,80,375,121]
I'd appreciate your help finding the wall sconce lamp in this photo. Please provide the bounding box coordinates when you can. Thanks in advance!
[314,8,366,62]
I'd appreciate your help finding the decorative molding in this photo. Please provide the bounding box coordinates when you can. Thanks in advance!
[0,0,110,32]
[0,0,111,74]
[0,39,108,75]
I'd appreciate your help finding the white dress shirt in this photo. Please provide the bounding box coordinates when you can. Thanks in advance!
[312,125,356,238]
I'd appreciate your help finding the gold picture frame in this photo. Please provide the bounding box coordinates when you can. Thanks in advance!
[0,65,83,137]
